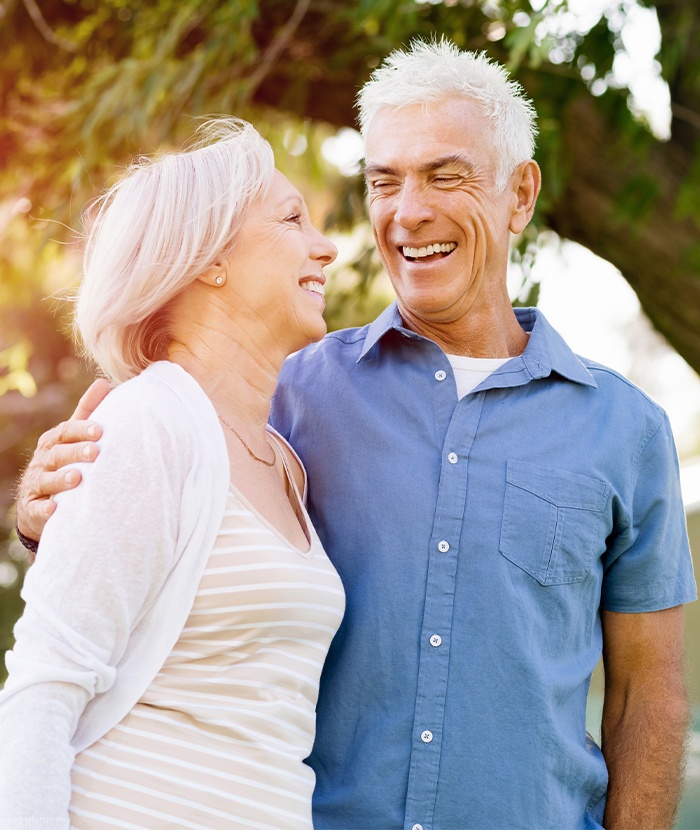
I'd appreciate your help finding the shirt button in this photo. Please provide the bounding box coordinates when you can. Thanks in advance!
[421,730,433,743]
[412,825,424,830]
[437,540,450,553]
[434,369,447,381]
[430,634,442,647]
[447,452,458,464]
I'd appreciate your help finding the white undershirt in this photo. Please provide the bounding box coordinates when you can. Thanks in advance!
[445,354,511,398]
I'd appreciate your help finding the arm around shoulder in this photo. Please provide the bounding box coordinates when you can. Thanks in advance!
[14,379,110,548]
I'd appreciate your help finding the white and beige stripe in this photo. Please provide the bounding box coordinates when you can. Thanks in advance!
[69,482,345,829]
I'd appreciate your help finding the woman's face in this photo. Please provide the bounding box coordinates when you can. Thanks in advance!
[226,170,337,354]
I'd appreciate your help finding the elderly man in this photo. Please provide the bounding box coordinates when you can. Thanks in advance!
[15,40,696,830]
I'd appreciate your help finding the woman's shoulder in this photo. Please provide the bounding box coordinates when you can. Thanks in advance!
[52,362,228,517]
[108,360,202,404]
[91,361,219,460]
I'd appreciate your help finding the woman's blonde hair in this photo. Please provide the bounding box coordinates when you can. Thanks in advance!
[75,117,275,383]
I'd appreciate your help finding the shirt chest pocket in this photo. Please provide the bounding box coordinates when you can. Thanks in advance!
[499,460,611,586]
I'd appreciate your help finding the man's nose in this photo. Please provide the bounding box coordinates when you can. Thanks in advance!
[394,182,434,229]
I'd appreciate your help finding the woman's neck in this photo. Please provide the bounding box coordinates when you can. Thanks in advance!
[168,323,283,435]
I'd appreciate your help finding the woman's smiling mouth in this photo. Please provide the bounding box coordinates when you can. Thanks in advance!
[300,278,325,298]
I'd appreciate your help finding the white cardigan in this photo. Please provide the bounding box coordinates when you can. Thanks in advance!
[0,361,230,830]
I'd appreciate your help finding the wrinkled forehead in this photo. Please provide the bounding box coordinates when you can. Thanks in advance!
[364,98,498,171]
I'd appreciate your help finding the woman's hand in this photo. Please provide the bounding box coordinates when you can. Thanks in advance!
[15,379,111,543]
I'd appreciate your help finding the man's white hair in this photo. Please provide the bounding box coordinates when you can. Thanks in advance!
[357,39,538,192]
[76,118,275,383]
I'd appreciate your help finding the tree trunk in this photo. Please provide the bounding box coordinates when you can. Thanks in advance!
[544,93,700,371]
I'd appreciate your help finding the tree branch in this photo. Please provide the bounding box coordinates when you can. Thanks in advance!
[21,0,77,52]
[671,101,700,132]
[243,0,311,103]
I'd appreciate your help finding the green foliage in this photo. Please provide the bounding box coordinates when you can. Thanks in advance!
[0,0,685,239]
[0,561,26,686]
[0,345,37,397]
[675,151,700,228]
[614,173,663,227]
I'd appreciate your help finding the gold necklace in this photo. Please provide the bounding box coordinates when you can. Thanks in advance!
[216,412,276,467]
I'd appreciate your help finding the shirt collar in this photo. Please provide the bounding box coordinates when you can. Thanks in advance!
[357,302,406,361]
[357,302,596,388]
[513,307,596,387]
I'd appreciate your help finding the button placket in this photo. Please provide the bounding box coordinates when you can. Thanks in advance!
[404,392,486,825]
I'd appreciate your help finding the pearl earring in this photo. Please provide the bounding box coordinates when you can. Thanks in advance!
[215,276,224,286]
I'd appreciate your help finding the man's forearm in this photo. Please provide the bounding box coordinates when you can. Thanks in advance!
[601,689,689,829]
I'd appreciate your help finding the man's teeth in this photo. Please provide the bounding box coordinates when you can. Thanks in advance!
[302,280,325,296]
[402,243,457,259]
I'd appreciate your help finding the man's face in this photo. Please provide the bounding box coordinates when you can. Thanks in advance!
[364,97,519,331]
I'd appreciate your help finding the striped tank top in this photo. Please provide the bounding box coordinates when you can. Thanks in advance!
[68,445,345,829]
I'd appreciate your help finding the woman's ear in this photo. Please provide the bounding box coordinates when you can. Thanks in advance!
[509,160,541,235]
[197,262,227,288]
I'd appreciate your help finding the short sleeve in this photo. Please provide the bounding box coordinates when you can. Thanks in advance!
[602,414,697,612]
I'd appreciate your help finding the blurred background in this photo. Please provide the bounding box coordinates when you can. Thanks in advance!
[0,0,698,825]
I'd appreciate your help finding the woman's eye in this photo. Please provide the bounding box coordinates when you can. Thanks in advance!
[286,213,302,224]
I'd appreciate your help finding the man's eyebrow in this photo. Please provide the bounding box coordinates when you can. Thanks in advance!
[363,154,476,178]
[419,154,476,174]
[362,162,395,178]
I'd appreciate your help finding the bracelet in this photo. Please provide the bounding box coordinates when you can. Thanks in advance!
[15,523,39,555]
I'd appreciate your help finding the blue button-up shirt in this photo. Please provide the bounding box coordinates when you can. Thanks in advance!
[270,304,696,830]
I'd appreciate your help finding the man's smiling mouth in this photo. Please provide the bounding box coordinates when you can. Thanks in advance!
[402,242,457,261]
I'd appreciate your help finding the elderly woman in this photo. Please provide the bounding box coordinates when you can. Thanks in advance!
[0,119,344,829]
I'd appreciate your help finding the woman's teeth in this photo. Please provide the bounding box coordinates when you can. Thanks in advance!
[402,242,457,259]
[301,280,325,296]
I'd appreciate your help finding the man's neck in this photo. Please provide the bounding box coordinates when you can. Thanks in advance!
[398,304,529,358]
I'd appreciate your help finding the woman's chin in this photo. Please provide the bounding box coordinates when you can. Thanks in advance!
[282,318,327,357]
[302,317,328,348]
[305,321,328,347]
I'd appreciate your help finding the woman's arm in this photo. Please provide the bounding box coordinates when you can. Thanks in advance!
[0,391,184,828]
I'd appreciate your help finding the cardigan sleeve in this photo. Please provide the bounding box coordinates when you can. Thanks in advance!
[0,388,190,829]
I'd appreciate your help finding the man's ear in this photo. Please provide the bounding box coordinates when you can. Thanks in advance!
[196,261,227,288]
[509,160,541,235]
